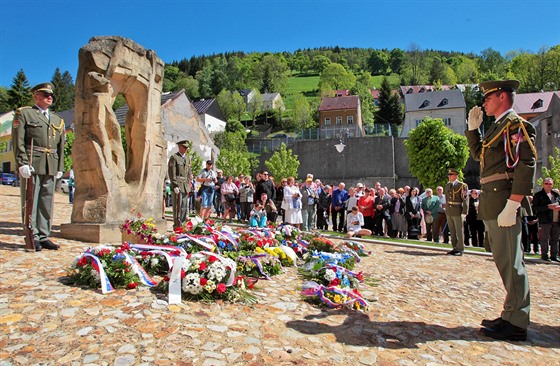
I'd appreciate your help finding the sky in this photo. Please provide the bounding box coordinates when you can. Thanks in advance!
[1,0,559,88]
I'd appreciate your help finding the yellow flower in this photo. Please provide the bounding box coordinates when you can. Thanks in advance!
[334,294,341,303]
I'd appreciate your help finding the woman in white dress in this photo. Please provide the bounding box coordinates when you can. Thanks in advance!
[283,177,303,228]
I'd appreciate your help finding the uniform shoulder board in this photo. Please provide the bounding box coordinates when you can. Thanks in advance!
[16,106,32,112]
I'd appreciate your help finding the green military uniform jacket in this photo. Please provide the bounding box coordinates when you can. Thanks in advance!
[444,180,468,216]
[465,110,536,220]
[168,152,191,194]
[12,106,65,175]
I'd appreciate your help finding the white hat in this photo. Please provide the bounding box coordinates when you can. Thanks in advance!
[356,183,364,188]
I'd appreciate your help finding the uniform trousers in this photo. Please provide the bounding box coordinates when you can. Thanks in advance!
[20,174,55,242]
[484,219,530,329]
[172,191,189,228]
[447,215,464,252]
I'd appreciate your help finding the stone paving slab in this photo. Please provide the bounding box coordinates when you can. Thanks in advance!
[0,185,559,365]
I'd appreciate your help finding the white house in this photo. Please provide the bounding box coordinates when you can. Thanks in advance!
[401,89,466,137]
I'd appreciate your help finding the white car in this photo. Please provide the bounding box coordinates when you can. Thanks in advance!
[60,178,69,193]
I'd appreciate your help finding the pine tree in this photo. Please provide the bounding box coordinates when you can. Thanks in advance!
[6,69,32,110]
[51,68,75,112]
[374,76,394,125]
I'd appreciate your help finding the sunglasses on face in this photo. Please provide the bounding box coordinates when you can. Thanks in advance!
[39,92,54,98]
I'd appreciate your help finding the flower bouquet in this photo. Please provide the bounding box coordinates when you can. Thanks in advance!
[120,212,159,245]
[307,237,337,253]
[132,250,169,276]
[67,244,144,291]
[303,250,357,271]
[338,240,371,257]
[301,281,369,311]
[300,263,363,289]
[156,252,257,303]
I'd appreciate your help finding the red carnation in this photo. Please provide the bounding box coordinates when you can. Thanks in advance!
[216,283,226,293]
[185,221,193,232]
[208,256,218,263]
[170,235,177,243]
[163,275,170,282]
[125,268,130,273]
[127,282,138,289]
[330,278,341,286]
[200,277,208,286]
[199,262,207,271]
[174,226,185,234]
[181,269,186,279]
[356,272,364,281]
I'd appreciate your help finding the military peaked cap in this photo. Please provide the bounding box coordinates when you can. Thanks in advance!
[177,140,191,148]
[479,80,519,97]
[447,168,459,175]
[31,82,54,94]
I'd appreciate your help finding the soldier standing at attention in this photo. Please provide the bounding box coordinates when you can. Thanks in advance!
[168,140,192,229]
[12,82,65,251]
[444,168,468,256]
[465,80,537,341]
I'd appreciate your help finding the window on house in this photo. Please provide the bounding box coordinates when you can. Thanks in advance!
[415,119,423,127]
[532,99,543,109]
[419,100,430,108]
[442,117,451,126]
[347,116,354,124]
[438,98,449,107]
[324,117,331,126]
[336,117,342,125]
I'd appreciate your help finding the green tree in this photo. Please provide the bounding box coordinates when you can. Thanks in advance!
[351,82,375,127]
[196,61,214,99]
[311,55,332,74]
[216,89,246,121]
[248,89,263,126]
[215,131,252,176]
[175,75,200,100]
[537,147,560,189]
[404,117,469,189]
[265,143,300,180]
[389,48,406,75]
[0,86,9,113]
[318,63,356,93]
[63,131,75,172]
[255,54,289,94]
[6,69,32,110]
[375,77,403,131]
[479,48,507,80]
[291,93,313,130]
[51,68,75,112]
[367,50,389,75]
[452,56,478,83]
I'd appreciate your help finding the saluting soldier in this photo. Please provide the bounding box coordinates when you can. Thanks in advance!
[168,140,192,229]
[12,82,65,251]
[444,168,468,255]
[465,80,537,341]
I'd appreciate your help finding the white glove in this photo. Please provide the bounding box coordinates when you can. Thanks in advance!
[461,214,466,221]
[497,199,520,227]
[468,106,483,130]
[56,171,63,179]
[174,187,180,194]
[18,165,34,179]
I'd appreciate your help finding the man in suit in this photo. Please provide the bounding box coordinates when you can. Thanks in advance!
[168,140,192,229]
[12,82,65,251]
[465,79,537,341]
[444,168,468,255]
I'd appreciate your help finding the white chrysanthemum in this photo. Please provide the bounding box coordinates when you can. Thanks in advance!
[324,269,336,281]
[182,273,203,294]
[150,257,159,267]
[207,262,226,281]
[91,245,113,255]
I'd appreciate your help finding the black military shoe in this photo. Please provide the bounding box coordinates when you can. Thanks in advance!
[551,257,560,262]
[40,239,60,250]
[34,240,42,252]
[481,317,504,328]
[482,320,527,341]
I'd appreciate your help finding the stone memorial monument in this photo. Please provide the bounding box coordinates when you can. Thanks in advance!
[62,36,167,243]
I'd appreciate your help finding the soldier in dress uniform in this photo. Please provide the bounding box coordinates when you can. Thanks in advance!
[444,168,468,255]
[465,79,537,341]
[12,82,65,251]
[168,140,192,229]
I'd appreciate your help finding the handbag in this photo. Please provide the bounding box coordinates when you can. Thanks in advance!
[225,193,237,202]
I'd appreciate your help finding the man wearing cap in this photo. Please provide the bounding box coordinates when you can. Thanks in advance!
[168,140,192,228]
[465,80,537,341]
[12,82,65,251]
[444,168,468,255]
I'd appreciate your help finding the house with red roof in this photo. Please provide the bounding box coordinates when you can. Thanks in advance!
[318,96,364,139]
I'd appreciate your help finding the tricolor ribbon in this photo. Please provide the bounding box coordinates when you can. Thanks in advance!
[178,234,215,251]
[81,252,114,294]
[239,254,272,280]
[198,251,237,286]
[324,264,363,282]
[122,253,158,287]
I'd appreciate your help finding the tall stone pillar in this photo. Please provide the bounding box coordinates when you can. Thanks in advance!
[62,36,167,243]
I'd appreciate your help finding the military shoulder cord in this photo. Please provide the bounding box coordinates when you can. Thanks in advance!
[50,119,65,137]
[480,120,538,171]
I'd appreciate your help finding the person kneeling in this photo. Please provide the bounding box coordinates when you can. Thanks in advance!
[249,203,268,228]
[346,206,372,238]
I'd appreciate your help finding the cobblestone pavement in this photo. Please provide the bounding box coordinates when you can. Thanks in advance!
[1,185,559,366]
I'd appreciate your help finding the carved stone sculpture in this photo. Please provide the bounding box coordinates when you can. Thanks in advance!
[62,36,167,242]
